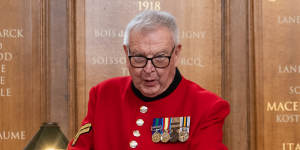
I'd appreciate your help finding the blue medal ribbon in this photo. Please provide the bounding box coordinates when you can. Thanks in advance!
[152,118,163,135]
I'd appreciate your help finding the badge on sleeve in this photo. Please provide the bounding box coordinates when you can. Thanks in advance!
[72,123,92,146]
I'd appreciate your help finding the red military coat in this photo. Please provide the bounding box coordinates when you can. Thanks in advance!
[68,74,230,150]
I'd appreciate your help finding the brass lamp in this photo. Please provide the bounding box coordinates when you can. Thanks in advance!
[24,122,69,150]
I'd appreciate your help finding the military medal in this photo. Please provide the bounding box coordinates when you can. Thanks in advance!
[152,131,161,143]
[161,117,170,143]
[161,131,170,143]
[178,116,190,142]
[178,128,189,142]
[152,116,190,143]
[169,117,180,142]
[151,118,162,143]
[169,128,179,142]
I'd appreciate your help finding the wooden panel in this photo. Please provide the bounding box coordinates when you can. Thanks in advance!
[76,0,223,127]
[222,0,251,150]
[74,0,87,130]
[0,0,46,149]
[254,0,300,149]
[48,0,71,138]
[68,0,78,139]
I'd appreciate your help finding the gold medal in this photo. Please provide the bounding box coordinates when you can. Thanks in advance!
[170,117,180,142]
[178,117,190,142]
[178,130,189,142]
[161,130,170,143]
[160,117,171,143]
[151,118,163,143]
[152,131,161,143]
[169,128,179,142]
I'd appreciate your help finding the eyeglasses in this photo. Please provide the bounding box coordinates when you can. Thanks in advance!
[128,45,175,68]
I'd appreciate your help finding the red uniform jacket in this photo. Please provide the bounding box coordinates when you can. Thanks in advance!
[68,76,230,150]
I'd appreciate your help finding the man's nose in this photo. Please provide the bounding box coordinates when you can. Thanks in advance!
[143,60,155,73]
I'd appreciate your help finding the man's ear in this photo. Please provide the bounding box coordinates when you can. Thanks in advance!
[123,45,131,67]
[123,45,129,57]
[174,44,182,66]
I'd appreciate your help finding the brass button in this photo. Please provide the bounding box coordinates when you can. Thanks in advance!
[136,119,144,126]
[140,106,148,113]
[129,140,138,148]
[133,130,141,137]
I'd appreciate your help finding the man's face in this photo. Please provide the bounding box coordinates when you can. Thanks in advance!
[123,26,181,98]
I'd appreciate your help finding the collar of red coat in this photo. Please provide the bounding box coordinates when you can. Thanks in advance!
[131,68,182,102]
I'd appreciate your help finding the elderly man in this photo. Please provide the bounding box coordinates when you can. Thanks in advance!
[68,11,230,150]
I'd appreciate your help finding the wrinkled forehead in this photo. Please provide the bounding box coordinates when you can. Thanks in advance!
[129,27,174,54]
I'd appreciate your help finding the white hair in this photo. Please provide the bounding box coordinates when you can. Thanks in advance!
[123,11,179,46]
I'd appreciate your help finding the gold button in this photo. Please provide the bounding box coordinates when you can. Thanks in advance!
[129,140,138,148]
[140,106,148,113]
[133,130,141,137]
[136,119,144,126]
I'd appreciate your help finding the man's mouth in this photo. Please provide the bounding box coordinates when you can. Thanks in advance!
[144,79,156,86]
